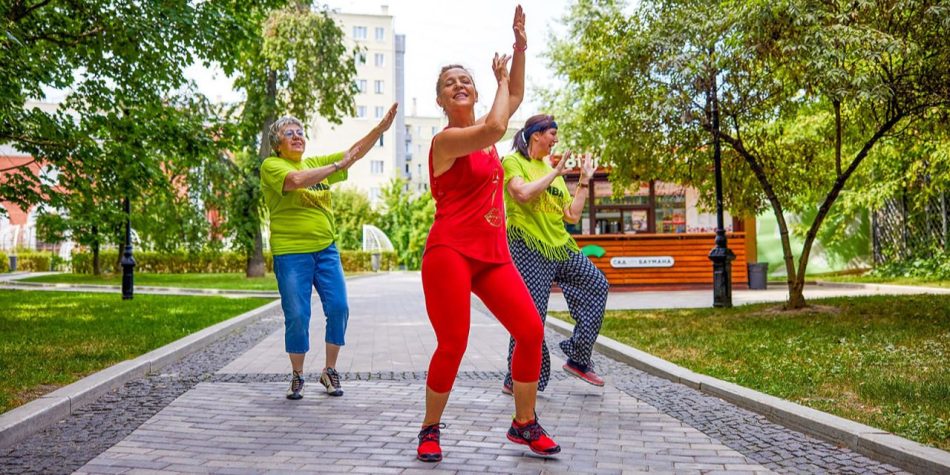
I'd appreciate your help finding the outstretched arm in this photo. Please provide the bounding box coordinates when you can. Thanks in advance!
[342,102,398,169]
[508,151,571,203]
[564,154,594,224]
[507,5,526,117]
[282,145,361,192]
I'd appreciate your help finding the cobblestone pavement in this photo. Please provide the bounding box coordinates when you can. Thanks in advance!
[0,308,284,475]
[2,273,908,474]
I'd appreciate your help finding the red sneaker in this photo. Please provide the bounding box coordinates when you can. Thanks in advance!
[563,360,605,387]
[502,382,513,396]
[417,423,444,462]
[507,418,561,456]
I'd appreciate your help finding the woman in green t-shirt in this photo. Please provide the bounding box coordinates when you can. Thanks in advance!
[501,114,609,393]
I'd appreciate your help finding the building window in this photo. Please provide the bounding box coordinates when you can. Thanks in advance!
[374,80,384,94]
[378,134,385,147]
[375,27,385,41]
[374,53,384,67]
[353,26,367,39]
[375,106,384,118]
[355,52,366,65]
[357,106,366,118]
[431,126,437,136]
[370,187,381,201]
[371,160,384,175]
[357,79,367,93]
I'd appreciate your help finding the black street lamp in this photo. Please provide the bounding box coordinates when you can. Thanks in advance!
[707,72,735,308]
[121,196,135,300]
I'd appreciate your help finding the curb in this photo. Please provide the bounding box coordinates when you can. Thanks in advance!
[0,281,280,298]
[546,316,950,475]
[811,280,950,294]
[0,298,283,450]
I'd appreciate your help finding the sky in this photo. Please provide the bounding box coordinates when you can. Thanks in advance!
[186,0,572,118]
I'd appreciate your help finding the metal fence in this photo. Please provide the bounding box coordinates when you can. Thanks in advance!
[872,191,949,263]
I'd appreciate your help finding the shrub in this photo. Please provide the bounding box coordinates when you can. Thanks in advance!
[0,252,8,273]
[870,250,950,280]
[13,252,53,272]
[71,249,397,274]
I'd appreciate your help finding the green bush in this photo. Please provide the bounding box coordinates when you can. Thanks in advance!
[13,252,53,272]
[0,252,8,273]
[871,250,950,280]
[72,249,397,274]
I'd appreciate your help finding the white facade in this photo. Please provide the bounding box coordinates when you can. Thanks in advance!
[306,7,406,204]
[403,108,445,194]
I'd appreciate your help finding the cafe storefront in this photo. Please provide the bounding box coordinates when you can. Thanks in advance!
[563,168,754,287]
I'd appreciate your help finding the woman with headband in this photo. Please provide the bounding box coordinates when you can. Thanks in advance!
[500,114,609,394]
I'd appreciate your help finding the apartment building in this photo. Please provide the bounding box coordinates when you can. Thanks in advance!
[306,5,407,204]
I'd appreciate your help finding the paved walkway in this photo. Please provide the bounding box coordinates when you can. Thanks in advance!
[2,272,920,473]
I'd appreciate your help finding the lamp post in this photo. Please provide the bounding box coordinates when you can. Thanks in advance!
[707,71,735,308]
[120,196,135,300]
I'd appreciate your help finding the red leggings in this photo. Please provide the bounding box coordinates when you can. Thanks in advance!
[421,246,543,393]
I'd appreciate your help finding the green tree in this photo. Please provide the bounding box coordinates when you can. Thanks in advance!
[332,188,380,250]
[1,0,285,273]
[225,1,359,277]
[377,179,434,270]
[547,0,950,308]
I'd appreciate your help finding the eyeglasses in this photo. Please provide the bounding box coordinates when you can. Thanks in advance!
[282,129,305,138]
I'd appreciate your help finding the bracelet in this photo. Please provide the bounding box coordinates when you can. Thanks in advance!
[332,162,341,171]
[578,181,589,188]
[513,42,527,52]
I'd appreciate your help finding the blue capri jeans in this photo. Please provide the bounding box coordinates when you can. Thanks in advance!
[273,243,349,354]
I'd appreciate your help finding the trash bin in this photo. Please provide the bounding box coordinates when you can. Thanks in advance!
[8,255,17,272]
[748,262,768,290]
[371,253,381,272]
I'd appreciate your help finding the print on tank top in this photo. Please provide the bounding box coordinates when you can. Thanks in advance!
[484,166,502,227]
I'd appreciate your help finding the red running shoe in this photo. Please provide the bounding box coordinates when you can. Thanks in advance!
[563,360,605,387]
[417,423,445,462]
[502,381,513,396]
[507,418,561,456]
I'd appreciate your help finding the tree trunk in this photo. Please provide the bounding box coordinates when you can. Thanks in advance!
[92,225,100,276]
[787,278,807,309]
[245,69,278,278]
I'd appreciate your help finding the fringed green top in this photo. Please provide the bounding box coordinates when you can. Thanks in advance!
[501,151,580,261]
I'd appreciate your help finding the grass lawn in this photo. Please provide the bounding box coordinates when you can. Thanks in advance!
[815,274,950,288]
[21,272,280,291]
[553,294,950,450]
[0,290,273,413]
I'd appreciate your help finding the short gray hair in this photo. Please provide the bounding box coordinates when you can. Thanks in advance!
[269,116,304,156]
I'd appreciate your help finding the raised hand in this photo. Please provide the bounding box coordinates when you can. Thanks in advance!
[579,153,595,181]
[513,5,526,51]
[492,52,511,83]
[554,150,572,177]
[377,103,398,132]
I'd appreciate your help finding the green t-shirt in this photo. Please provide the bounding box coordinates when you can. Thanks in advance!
[502,151,579,261]
[260,152,346,255]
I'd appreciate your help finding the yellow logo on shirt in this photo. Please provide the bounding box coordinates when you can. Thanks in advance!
[300,182,332,211]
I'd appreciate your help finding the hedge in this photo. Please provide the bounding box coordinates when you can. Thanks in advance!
[2,251,55,272]
[0,252,8,273]
[71,249,398,274]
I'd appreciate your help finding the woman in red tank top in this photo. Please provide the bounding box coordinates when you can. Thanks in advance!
[415,5,560,463]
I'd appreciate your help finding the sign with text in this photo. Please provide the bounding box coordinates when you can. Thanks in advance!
[610,256,675,268]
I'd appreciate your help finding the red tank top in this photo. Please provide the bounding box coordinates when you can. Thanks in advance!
[425,139,511,263]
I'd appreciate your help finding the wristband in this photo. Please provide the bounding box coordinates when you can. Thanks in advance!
[578,181,590,188]
[513,42,527,52]
[332,162,341,171]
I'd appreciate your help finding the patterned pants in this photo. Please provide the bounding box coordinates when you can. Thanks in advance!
[504,238,609,391]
